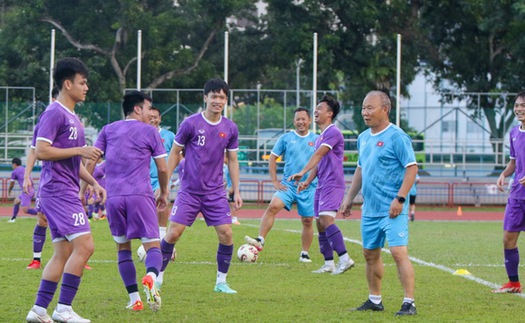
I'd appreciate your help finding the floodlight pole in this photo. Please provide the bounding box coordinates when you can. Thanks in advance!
[312,33,318,133]
[137,30,142,90]
[49,29,55,105]
[396,34,402,127]
[224,31,229,117]
[296,58,303,108]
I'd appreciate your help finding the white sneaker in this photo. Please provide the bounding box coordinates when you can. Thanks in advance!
[331,258,355,275]
[51,308,91,323]
[8,219,15,223]
[244,236,264,251]
[299,253,312,263]
[26,309,53,323]
[312,263,335,273]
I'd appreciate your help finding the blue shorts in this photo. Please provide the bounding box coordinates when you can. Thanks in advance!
[503,198,525,232]
[361,214,409,249]
[274,185,314,217]
[170,190,232,227]
[39,193,90,241]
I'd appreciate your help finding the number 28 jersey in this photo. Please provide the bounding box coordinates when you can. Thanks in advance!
[174,112,238,195]
[36,101,86,197]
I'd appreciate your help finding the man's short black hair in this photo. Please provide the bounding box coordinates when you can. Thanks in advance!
[204,78,229,97]
[12,157,21,166]
[53,58,89,90]
[318,95,340,120]
[122,91,152,116]
[294,107,311,118]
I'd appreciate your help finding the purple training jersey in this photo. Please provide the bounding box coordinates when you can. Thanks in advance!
[11,166,32,190]
[95,119,166,197]
[36,101,86,197]
[315,124,345,189]
[93,160,106,188]
[509,125,525,199]
[174,112,239,195]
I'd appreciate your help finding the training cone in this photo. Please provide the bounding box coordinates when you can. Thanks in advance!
[457,206,463,216]
[453,269,472,276]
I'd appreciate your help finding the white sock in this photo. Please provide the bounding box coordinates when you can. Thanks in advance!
[301,251,309,256]
[339,253,350,263]
[403,297,415,305]
[325,260,335,267]
[216,271,227,284]
[32,305,47,316]
[33,252,42,258]
[157,271,164,285]
[369,294,382,304]
[159,227,167,240]
[55,304,71,313]
[130,292,141,304]
[147,272,157,281]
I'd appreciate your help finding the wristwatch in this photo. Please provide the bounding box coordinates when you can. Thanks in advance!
[395,195,406,204]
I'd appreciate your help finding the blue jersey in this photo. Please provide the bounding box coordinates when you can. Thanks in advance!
[358,124,416,217]
[150,127,175,188]
[272,131,318,188]
[409,174,419,196]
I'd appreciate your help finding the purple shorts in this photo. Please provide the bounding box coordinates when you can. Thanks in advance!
[19,187,35,207]
[106,195,159,240]
[39,193,91,240]
[503,198,525,232]
[314,186,345,216]
[170,190,232,227]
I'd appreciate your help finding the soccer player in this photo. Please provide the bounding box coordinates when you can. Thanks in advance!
[83,91,169,312]
[8,157,37,222]
[494,90,525,294]
[26,57,105,323]
[91,158,107,219]
[289,95,355,275]
[160,78,242,294]
[340,90,418,316]
[245,107,318,262]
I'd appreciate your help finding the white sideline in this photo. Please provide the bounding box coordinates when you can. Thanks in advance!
[244,223,525,299]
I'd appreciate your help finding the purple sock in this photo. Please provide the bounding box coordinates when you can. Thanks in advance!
[318,232,334,261]
[88,204,94,215]
[33,225,47,256]
[118,250,138,292]
[93,203,100,213]
[217,243,233,274]
[160,239,175,271]
[325,224,347,257]
[35,279,58,309]
[27,208,37,215]
[12,204,19,219]
[145,247,162,276]
[57,273,81,306]
[505,248,520,282]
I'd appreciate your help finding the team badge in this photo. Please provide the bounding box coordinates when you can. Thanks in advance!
[199,129,205,134]
[377,141,384,147]
[308,142,314,146]
[219,132,227,138]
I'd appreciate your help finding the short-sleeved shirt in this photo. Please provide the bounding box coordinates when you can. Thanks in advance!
[95,119,166,198]
[37,101,86,197]
[315,124,345,189]
[93,161,106,188]
[358,123,417,217]
[150,128,175,180]
[409,174,420,196]
[272,131,318,189]
[509,125,525,199]
[174,112,239,195]
[11,166,29,189]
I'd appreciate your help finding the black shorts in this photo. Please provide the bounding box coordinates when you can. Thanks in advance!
[409,195,416,205]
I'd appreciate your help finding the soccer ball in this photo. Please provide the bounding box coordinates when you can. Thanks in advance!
[137,245,146,262]
[237,244,259,263]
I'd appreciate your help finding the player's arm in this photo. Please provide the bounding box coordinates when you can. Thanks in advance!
[269,153,286,191]
[288,145,330,183]
[389,164,418,218]
[497,159,516,191]
[80,156,100,201]
[36,141,102,162]
[79,162,106,204]
[8,179,14,195]
[166,144,183,180]
[227,149,243,210]
[23,147,37,194]
[339,166,363,217]
[297,165,317,193]
[154,156,169,211]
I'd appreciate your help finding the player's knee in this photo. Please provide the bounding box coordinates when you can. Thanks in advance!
[301,217,313,226]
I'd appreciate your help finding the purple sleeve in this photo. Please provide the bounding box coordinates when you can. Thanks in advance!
[151,127,167,157]
[321,127,340,150]
[174,119,191,146]
[227,122,239,150]
[36,109,61,144]
[94,127,107,153]
[510,128,515,159]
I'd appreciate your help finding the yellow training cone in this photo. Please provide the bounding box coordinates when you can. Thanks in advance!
[453,269,472,276]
